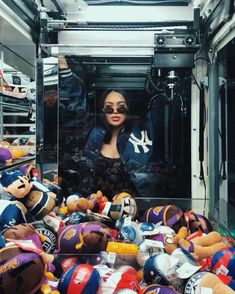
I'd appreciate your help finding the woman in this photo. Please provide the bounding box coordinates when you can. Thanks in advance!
[58,57,157,198]
[84,88,155,199]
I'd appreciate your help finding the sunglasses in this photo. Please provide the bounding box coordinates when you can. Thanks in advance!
[103,105,128,114]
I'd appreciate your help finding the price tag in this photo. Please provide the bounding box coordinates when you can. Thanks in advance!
[200,287,213,294]
[102,202,111,216]
[145,239,164,249]
[43,215,63,232]
[124,216,132,226]
[215,264,229,275]
[176,261,201,279]
[32,181,50,192]
[106,252,116,265]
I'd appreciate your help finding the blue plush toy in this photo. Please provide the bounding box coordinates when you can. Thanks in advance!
[0,234,6,248]
[0,199,27,233]
[0,170,56,221]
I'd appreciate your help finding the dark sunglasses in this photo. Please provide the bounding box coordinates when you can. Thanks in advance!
[103,105,128,114]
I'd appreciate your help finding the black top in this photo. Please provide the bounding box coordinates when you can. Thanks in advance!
[95,152,136,200]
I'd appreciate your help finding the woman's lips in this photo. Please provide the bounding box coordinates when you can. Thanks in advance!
[111,116,121,121]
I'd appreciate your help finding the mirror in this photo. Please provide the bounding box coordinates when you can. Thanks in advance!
[41,52,191,199]
[0,54,36,169]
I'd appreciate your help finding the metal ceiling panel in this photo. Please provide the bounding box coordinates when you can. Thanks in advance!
[0,1,36,78]
[56,4,194,23]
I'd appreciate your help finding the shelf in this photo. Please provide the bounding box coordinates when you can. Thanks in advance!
[0,93,31,104]
[0,156,35,171]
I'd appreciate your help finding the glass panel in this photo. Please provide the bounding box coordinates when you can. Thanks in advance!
[58,55,191,199]
[84,0,191,5]
[40,57,59,182]
[0,50,36,171]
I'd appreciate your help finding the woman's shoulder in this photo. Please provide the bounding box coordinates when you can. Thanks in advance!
[89,125,106,135]
[129,118,146,131]
[86,126,106,144]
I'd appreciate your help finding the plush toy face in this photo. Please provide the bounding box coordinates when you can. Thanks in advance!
[4,175,33,199]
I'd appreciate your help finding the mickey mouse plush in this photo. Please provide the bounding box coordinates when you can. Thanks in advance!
[0,170,56,220]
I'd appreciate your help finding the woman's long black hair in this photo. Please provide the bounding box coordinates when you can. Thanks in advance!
[97,88,133,143]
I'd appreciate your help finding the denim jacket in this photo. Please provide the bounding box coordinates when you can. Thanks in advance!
[84,115,158,196]
[59,69,164,197]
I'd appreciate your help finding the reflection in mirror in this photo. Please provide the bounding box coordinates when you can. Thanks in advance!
[41,57,59,181]
[0,60,36,169]
[58,55,191,199]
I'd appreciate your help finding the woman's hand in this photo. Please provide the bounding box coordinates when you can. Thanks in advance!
[58,56,69,69]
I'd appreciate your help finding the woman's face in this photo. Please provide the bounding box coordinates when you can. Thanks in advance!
[103,91,128,127]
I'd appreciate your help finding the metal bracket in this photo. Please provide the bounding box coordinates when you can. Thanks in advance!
[201,76,226,87]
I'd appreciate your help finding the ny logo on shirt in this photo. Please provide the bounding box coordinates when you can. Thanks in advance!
[128,130,152,153]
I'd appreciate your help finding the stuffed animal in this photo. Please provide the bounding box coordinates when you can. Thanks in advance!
[59,194,94,217]
[55,222,113,254]
[3,223,63,279]
[143,252,183,288]
[3,223,39,241]
[211,247,235,278]
[94,264,140,294]
[67,196,94,214]
[148,227,226,262]
[184,210,214,234]
[199,272,235,293]
[0,170,56,220]
[178,231,226,260]
[141,205,187,233]
[0,199,27,233]
[87,190,108,214]
[0,170,33,199]
[0,240,52,294]
[0,146,29,163]
[108,192,137,221]
[58,263,101,294]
